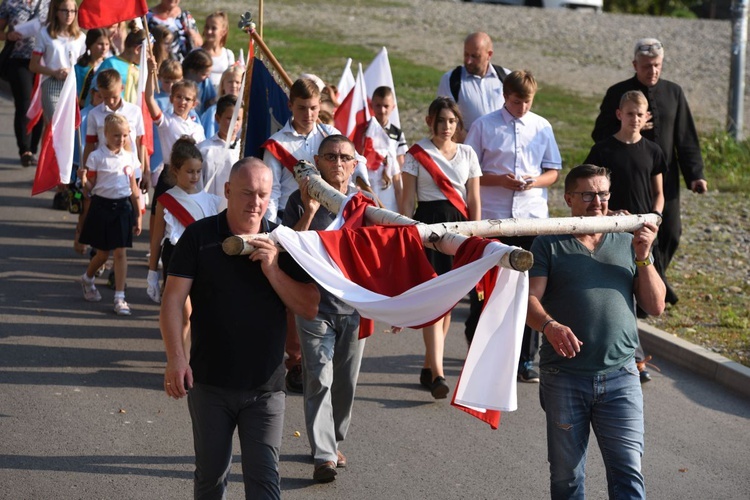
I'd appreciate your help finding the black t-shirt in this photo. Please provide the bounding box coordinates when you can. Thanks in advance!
[168,210,312,391]
[585,136,667,215]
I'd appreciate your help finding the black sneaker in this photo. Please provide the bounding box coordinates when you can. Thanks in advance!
[430,376,449,399]
[518,362,540,383]
[285,365,303,393]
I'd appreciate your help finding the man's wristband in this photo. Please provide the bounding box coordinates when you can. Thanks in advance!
[635,254,654,267]
[541,318,555,335]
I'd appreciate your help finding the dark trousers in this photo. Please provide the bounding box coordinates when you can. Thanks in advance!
[6,58,42,157]
[188,384,285,500]
[465,235,538,369]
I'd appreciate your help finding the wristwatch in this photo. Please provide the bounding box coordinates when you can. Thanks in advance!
[635,254,654,267]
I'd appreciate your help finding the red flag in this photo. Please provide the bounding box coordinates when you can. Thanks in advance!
[333,63,370,139]
[32,71,81,195]
[78,0,148,30]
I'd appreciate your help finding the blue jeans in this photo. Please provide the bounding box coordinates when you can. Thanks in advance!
[297,312,365,465]
[539,360,645,500]
[188,384,285,500]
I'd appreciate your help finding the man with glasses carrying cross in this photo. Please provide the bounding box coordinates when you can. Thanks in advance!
[592,38,708,308]
[526,164,666,500]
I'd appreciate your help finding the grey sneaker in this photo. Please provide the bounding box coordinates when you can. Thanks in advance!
[80,275,101,302]
[114,299,131,316]
[518,362,540,383]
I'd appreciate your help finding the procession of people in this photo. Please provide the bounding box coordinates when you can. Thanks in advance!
[1,1,713,497]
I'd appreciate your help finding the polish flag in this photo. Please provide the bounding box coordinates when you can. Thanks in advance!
[353,118,389,172]
[137,38,154,156]
[333,63,370,139]
[364,47,400,129]
[272,194,528,428]
[336,58,355,103]
[32,71,81,195]
[78,0,148,30]
[26,75,43,135]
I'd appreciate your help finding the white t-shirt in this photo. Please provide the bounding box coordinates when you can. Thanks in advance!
[402,139,482,202]
[86,101,145,177]
[33,27,85,70]
[197,134,240,211]
[86,146,140,200]
[209,48,235,90]
[154,111,206,164]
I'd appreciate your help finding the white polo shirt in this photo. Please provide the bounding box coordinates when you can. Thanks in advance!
[86,146,140,200]
[465,107,562,219]
[154,111,206,164]
[33,27,85,70]
[86,100,145,155]
[437,64,506,130]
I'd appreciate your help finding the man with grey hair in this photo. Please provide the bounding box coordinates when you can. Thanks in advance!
[592,38,707,310]
[437,32,510,137]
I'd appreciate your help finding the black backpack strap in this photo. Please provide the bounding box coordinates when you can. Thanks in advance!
[449,66,462,102]
[493,64,509,83]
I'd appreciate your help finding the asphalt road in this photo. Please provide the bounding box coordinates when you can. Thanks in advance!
[0,95,749,499]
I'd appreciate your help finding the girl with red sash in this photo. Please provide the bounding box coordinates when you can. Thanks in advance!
[401,97,481,399]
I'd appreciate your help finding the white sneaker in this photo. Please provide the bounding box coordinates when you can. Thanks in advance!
[80,275,101,302]
[114,299,131,316]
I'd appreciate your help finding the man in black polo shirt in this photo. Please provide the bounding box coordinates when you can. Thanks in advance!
[160,158,320,499]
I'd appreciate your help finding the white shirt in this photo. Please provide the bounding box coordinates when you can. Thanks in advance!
[86,101,145,177]
[86,146,140,199]
[33,27,85,70]
[163,189,222,245]
[262,121,369,222]
[465,107,562,219]
[197,134,240,211]
[208,48,235,90]
[155,111,206,164]
[437,64,506,129]
[402,139,482,202]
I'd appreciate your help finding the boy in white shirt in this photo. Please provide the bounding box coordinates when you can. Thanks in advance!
[464,70,562,382]
[197,94,242,210]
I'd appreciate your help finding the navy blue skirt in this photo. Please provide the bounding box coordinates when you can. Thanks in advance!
[79,195,135,250]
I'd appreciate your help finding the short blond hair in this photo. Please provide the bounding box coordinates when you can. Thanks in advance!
[104,113,129,133]
[619,90,648,109]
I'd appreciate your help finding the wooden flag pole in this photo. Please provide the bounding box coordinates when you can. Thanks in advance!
[238,12,293,88]
[258,0,264,38]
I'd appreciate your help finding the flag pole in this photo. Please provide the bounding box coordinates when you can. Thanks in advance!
[238,11,293,88]
[141,16,160,93]
[239,41,254,156]
[258,0,264,38]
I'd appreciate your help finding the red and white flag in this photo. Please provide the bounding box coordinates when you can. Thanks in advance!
[32,71,81,195]
[336,58,355,103]
[26,75,43,135]
[137,38,154,156]
[78,0,148,30]
[272,194,527,428]
[364,47,401,128]
[333,63,370,139]
[353,118,390,172]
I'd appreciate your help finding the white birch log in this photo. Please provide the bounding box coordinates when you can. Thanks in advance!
[223,161,534,272]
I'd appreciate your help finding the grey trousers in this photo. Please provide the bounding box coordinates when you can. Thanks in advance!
[297,312,365,465]
[187,384,285,500]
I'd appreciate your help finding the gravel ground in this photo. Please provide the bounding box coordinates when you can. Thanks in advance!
[205,0,750,362]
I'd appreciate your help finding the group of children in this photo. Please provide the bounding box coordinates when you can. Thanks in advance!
[23,4,241,315]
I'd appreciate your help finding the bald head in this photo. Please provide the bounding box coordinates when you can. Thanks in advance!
[464,32,493,77]
[225,158,273,234]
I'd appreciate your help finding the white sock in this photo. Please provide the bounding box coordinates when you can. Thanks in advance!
[82,273,94,284]
[114,291,125,302]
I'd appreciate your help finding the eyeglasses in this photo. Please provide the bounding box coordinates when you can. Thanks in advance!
[570,191,611,202]
[58,8,77,14]
[636,42,663,54]
[321,153,356,163]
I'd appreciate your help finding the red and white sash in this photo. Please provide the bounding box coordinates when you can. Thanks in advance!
[408,141,469,219]
[158,187,206,228]
[261,139,298,173]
